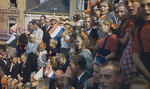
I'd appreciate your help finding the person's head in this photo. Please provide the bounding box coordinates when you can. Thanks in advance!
[40,15,46,25]
[130,77,149,89]
[99,17,114,34]
[55,77,64,89]
[76,34,90,50]
[99,0,112,16]
[69,55,86,76]
[62,76,72,87]
[36,81,49,89]
[140,0,150,21]
[39,42,47,51]
[30,34,36,43]
[28,21,35,30]
[125,0,140,16]
[99,61,122,89]
[73,14,82,22]
[92,4,100,17]
[45,18,51,27]
[51,19,57,26]
[116,3,128,21]
[12,56,18,64]
[34,20,41,29]
[18,26,26,34]
[49,38,58,48]
[20,53,28,63]
[50,57,60,71]
[91,62,101,83]
[57,50,69,65]
[84,16,92,29]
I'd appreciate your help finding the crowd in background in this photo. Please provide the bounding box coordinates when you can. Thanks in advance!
[0,0,150,89]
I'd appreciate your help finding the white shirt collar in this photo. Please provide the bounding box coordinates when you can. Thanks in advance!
[77,71,85,81]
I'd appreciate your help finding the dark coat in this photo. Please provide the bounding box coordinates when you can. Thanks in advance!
[73,71,91,89]
[0,58,8,75]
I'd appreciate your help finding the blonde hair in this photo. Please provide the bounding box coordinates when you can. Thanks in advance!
[50,38,58,46]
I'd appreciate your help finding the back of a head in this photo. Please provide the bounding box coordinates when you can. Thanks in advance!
[71,55,86,70]
[36,81,49,89]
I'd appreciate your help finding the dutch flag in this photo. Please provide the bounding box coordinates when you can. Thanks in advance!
[49,22,66,40]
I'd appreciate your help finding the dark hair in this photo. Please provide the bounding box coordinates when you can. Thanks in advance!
[40,15,46,19]
[73,14,82,21]
[34,20,41,28]
[71,55,86,70]
[29,21,35,25]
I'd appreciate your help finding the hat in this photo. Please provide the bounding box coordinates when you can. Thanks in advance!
[95,56,108,65]
[10,23,19,32]
[60,15,66,20]
[52,12,56,20]
[39,42,47,49]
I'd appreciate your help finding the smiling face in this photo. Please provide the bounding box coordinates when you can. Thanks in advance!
[125,0,140,15]
[116,5,128,21]
[140,0,150,21]
[99,67,120,89]
[99,2,109,16]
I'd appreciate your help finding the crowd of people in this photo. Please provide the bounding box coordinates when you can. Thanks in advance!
[0,0,150,89]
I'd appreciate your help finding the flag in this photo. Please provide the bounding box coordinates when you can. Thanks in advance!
[49,22,66,40]
[34,67,43,80]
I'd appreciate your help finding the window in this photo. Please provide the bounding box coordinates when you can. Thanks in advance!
[8,17,17,34]
[84,0,88,10]
[10,0,17,8]
[77,0,89,10]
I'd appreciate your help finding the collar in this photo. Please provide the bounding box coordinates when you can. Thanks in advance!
[77,71,85,81]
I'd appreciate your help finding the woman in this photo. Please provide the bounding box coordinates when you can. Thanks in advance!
[115,3,129,61]
[32,20,43,44]
[120,0,142,86]
[75,34,93,75]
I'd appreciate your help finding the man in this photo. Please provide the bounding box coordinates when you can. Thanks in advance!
[69,55,91,89]
[133,0,150,79]
[43,18,52,50]
[99,61,122,89]
[40,15,46,33]
[6,23,19,59]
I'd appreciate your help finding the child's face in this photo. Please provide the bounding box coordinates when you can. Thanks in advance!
[46,59,51,67]
[39,47,45,51]
[125,0,140,15]
[99,2,109,15]
[49,41,56,48]
[116,6,128,21]
[140,0,150,21]
[12,58,18,64]
[76,36,83,49]
[99,23,110,34]
[58,53,65,65]
[21,55,27,63]
[30,37,35,42]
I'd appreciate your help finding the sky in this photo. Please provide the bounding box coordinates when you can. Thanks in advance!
[40,0,45,3]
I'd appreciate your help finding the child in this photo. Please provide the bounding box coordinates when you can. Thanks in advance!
[26,34,38,72]
[98,17,118,60]
[37,42,47,69]
[48,38,58,57]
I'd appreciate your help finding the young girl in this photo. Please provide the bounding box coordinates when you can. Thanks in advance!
[98,17,118,61]
[37,42,47,69]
